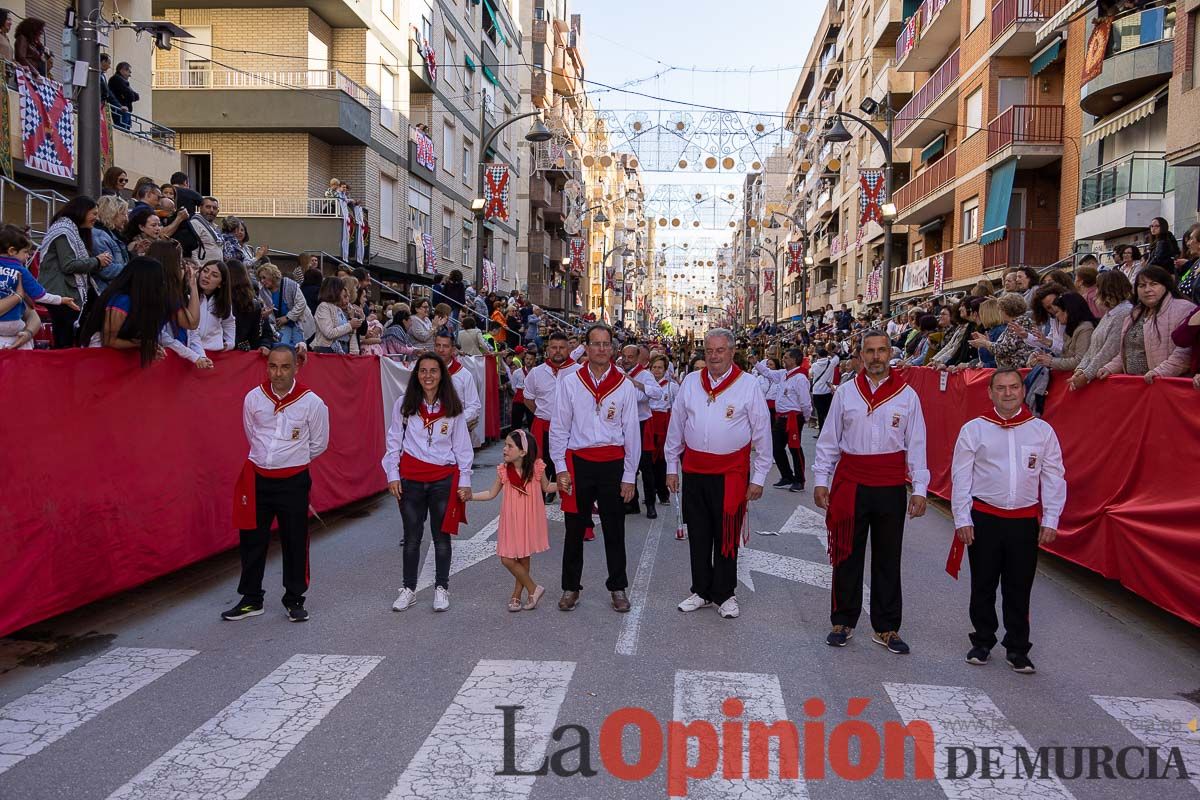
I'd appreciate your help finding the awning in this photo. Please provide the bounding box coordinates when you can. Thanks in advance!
[1082,89,1165,147]
[482,65,499,86]
[481,0,509,46]
[1030,37,1064,77]
[1036,0,1086,46]
[920,133,947,163]
[464,54,476,71]
[979,158,1018,246]
[917,217,945,235]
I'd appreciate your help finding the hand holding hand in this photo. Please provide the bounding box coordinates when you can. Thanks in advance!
[557,473,572,496]
[457,487,472,502]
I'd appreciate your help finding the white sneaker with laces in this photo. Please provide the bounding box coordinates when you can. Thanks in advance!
[392,588,415,612]
[677,594,713,612]
[433,587,450,612]
[717,597,740,619]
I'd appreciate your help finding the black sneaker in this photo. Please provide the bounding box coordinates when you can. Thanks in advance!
[646,505,657,519]
[773,478,792,488]
[789,481,806,492]
[966,646,990,665]
[1006,653,1036,674]
[872,631,911,654]
[221,602,264,621]
[287,607,309,623]
[826,625,854,647]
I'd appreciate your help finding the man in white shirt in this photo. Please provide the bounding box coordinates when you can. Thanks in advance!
[756,349,812,492]
[433,331,481,430]
[622,343,666,518]
[814,330,928,654]
[950,368,1065,674]
[188,196,225,263]
[226,345,330,623]
[524,331,578,486]
[551,324,641,613]
[665,329,773,619]
[809,347,840,431]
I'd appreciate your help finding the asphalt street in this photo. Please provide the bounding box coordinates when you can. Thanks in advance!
[1,432,1198,800]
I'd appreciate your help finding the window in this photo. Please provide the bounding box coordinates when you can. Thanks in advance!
[1191,10,1200,89]
[378,0,396,23]
[462,56,474,106]
[961,197,980,243]
[380,62,397,130]
[443,121,456,174]
[409,184,432,237]
[380,174,396,240]
[443,211,454,261]
[969,0,985,30]
[500,239,509,279]
[463,227,472,266]
[462,139,473,188]
[965,88,983,139]
[443,37,455,89]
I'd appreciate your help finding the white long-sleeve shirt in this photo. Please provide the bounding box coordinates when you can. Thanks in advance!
[448,360,481,426]
[243,382,329,469]
[812,373,930,496]
[950,412,1066,530]
[550,364,642,482]
[649,378,677,412]
[524,360,579,421]
[508,364,526,392]
[664,368,774,486]
[776,368,813,417]
[626,364,666,421]
[381,397,474,487]
[810,356,840,394]
[189,295,235,353]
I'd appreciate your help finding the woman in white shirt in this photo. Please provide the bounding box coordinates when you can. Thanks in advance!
[189,261,235,354]
[384,353,474,613]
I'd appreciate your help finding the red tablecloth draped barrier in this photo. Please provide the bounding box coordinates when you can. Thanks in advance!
[0,349,386,637]
[905,367,1200,627]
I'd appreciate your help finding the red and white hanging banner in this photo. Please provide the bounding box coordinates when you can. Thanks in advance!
[786,241,803,275]
[483,164,511,222]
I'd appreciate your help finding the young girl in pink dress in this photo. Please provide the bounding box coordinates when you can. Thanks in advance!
[467,429,552,611]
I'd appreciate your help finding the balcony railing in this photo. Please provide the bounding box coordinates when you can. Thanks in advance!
[986,105,1064,157]
[894,148,957,213]
[982,228,1060,271]
[991,0,1065,42]
[114,110,178,151]
[218,197,344,217]
[153,68,370,107]
[1106,4,1176,57]
[1079,151,1175,212]
[896,0,952,62]
[895,48,959,139]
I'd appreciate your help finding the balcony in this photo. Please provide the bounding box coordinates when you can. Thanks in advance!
[408,129,437,184]
[220,197,343,217]
[153,68,371,145]
[985,105,1064,168]
[527,229,551,257]
[896,0,961,72]
[1079,5,1175,117]
[1076,151,1174,240]
[544,190,565,227]
[531,72,551,109]
[872,0,908,49]
[409,38,436,94]
[895,149,958,224]
[894,48,960,148]
[895,249,954,296]
[148,0,367,26]
[530,176,551,209]
[552,45,577,94]
[991,0,1066,55]
[229,199,373,267]
[982,228,1060,271]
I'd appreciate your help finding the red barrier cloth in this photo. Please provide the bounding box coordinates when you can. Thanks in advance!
[0,349,386,637]
[484,354,501,440]
[904,367,1200,627]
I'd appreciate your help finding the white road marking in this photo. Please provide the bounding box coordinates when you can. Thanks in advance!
[779,503,829,541]
[384,659,575,800]
[884,683,1076,799]
[106,654,380,800]
[616,517,664,656]
[0,647,197,774]
[736,547,866,602]
[1091,695,1200,792]
[673,670,809,798]
[416,514,500,593]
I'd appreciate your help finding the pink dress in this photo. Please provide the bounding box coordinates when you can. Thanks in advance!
[496,460,550,558]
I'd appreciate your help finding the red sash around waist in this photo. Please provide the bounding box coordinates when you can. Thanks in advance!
[767,399,776,412]
[783,410,802,449]
[399,453,467,534]
[561,445,624,514]
[643,411,671,461]
[513,388,525,404]
[946,499,1043,579]
[826,451,907,567]
[531,415,550,445]
[682,444,752,557]
[233,460,308,530]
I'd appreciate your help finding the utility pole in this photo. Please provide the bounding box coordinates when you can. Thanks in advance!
[77,0,102,198]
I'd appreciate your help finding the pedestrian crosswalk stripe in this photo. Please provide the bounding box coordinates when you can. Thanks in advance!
[415,514,500,593]
[0,647,198,775]
[673,670,809,798]
[884,683,1076,799]
[1091,695,1200,792]
[737,547,865,600]
[779,504,828,540]
[616,517,664,656]
[105,653,381,800]
[384,659,575,800]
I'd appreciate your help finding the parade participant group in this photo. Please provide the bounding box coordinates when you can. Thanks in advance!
[224,325,1066,674]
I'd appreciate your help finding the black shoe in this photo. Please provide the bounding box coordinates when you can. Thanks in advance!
[287,607,309,623]
[773,478,792,488]
[966,646,990,665]
[1006,653,1036,674]
[625,503,641,515]
[221,602,264,621]
[646,505,657,519]
[826,625,854,647]
[657,493,670,504]
[545,492,557,504]
[789,481,805,492]
[872,631,910,654]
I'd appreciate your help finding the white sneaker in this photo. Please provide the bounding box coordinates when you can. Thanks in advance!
[433,587,450,612]
[717,597,740,619]
[392,588,415,612]
[677,594,713,612]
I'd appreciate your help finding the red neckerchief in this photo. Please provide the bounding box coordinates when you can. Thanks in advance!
[448,359,463,376]
[417,401,446,431]
[260,381,311,414]
[786,366,805,380]
[658,378,670,387]
[979,405,1035,428]
[546,359,569,376]
[505,463,530,495]
[627,364,647,380]
[700,365,743,404]
[578,364,625,409]
[854,371,906,415]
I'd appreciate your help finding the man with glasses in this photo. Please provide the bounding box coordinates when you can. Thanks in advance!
[550,324,641,613]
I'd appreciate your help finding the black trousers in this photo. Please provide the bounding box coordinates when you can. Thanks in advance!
[813,393,834,430]
[683,472,738,605]
[238,471,311,609]
[830,484,906,632]
[636,419,658,507]
[967,509,1039,656]
[401,477,453,590]
[47,303,78,349]
[511,399,530,432]
[562,456,627,592]
[771,415,805,484]
[538,422,556,482]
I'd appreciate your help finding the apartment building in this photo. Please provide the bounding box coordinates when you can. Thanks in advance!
[1166,0,1200,217]
[152,0,523,290]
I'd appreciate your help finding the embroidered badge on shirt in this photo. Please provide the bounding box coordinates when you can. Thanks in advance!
[606,404,617,421]
[440,421,449,435]
[1027,453,1038,469]
[725,405,735,419]
[291,428,301,440]
[890,413,901,429]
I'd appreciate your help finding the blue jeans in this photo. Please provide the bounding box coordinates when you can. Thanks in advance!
[277,323,305,346]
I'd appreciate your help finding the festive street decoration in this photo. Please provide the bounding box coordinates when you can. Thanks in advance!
[0,64,13,179]
[481,257,496,293]
[413,127,436,171]
[568,237,586,273]
[483,164,511,222]
[786,241,803,275]
[99,103,113,176]
[858,169,887,227]
[1082,17,1113,84]
[931,252,945,295]
[17,68,75,180]
[422,232,437,274]
[866,266,881,302]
